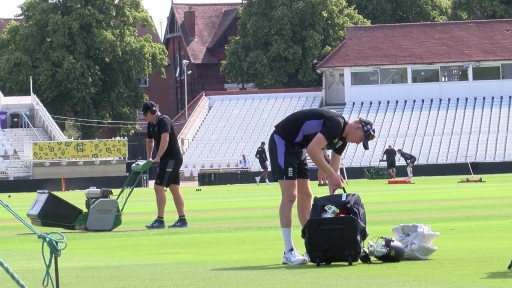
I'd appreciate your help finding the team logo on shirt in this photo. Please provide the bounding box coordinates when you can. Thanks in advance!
[333,138,342,148]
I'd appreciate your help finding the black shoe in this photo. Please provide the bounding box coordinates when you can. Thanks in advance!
[145,219,165,229]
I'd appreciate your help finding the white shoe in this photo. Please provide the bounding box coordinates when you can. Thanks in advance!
[282,248,308,265]
[266,181,271,185]
[255,177,260,185]
[303,252,310,262]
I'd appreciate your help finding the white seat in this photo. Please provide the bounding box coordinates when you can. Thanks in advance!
[220,161,230,170]
[229,159,238,168]
[183,168,192,177]
[191,168,200,177]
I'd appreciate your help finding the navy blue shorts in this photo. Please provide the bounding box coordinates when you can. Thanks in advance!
[268,132,309,181]
[259,161,268,170]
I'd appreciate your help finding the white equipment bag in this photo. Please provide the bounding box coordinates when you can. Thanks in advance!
[391,223,440,260]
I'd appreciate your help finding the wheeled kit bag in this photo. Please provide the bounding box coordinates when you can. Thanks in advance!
[302,187,368,266]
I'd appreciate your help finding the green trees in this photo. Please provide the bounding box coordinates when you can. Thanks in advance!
[0,0,167,137]
[222,0,512,89]
[221,0,368,89]
[345,0,451,24]
[451,0,512,20]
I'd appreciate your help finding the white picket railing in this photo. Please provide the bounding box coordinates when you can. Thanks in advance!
[31,93,67,141]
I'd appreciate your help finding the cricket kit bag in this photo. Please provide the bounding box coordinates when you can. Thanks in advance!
[301,188,369,266]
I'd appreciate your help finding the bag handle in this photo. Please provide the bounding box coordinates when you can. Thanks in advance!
[331,186,347,197]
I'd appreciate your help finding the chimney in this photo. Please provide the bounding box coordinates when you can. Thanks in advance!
[184,8,195,38]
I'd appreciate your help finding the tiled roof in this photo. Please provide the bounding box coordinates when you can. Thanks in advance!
[207,8,238,49]
[136,17,162,43]
[173,4,241,64]
[318,19,512,68]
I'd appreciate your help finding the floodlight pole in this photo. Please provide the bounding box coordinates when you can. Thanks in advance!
[183,60,189,122]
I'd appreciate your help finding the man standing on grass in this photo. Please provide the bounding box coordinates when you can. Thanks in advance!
[382,145,397,178]
[268,108,375,265]
[255,141,271,185]
[142,101,189,229]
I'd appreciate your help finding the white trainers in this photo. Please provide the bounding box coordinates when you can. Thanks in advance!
[255,177,260,185]
[265,180,271,185]
[282,248,308,265]
[303,252,310,262]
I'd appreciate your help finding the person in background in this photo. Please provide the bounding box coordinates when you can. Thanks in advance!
[397,149,417,179]
[255,141,271,185]
[142,101,189,229]
[239,153,251,170]
[382,145,397,178]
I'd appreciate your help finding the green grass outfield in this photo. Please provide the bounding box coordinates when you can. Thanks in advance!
[1,174,511,287]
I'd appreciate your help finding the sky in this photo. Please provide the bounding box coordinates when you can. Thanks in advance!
[0,0,242,39]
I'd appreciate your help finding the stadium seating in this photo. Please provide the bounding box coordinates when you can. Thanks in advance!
[182,93,323,175]
[331,96,512,167]
[325,96,512,167]
[0,128,52,179]
[181,95,512,174]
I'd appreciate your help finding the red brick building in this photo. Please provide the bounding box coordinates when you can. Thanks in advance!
[2,2,243,137]
[0,18,23,32]
[162,3,242,118]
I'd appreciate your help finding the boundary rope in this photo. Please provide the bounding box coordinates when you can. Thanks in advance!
[0,199,67,288]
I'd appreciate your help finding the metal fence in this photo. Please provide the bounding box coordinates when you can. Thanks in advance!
[0,155,33,180]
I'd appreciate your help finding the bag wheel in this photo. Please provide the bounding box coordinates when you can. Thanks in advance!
[348,256,353,266]
[316,258,321,267]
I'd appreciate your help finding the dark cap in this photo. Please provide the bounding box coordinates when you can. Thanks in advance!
[359,118,375,150]
[141,101,157,115]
